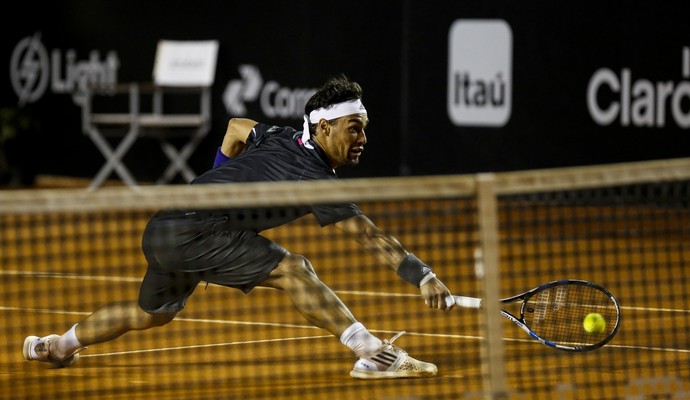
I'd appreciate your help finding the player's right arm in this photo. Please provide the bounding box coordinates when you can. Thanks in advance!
[213,118,258,167]
[334,214,454,310]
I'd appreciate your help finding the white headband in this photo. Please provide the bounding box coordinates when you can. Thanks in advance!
[301,99,367,149]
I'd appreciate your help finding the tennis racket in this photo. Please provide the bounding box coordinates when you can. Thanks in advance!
[451,279,621,352]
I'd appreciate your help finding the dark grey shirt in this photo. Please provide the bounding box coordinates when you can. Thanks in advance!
[155,123,362,231]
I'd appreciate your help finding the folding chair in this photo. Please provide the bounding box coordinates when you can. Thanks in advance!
[81,39,219,189]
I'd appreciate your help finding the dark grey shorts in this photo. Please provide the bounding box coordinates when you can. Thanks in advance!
[138,213,287,313]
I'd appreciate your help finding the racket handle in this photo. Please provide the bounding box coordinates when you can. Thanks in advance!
[451,295,482,309]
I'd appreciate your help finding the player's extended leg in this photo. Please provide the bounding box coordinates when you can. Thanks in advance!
[260,253,437,379]
[74,300,176,343]
[260,253,358,336]
[23,300,176,368]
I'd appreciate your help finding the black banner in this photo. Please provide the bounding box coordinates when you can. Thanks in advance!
[2,1,688,186]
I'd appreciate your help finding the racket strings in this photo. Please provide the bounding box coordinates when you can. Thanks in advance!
[522,285,619,347]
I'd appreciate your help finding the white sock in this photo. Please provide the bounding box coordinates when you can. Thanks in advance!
[340,322,381,359]
[53,324,84,359]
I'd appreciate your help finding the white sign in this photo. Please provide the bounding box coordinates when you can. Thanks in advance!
[448,20,512,127]
[153,40,219,86]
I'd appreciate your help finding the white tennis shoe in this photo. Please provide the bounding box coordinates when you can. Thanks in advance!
[23,334,83,368]
[350,331,437,379]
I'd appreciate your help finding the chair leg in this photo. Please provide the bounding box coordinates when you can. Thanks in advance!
[86,126,139,190]
[156,124,209,184]
[157,141,196,184]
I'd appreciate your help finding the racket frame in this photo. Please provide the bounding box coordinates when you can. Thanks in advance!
[454,279,621,352]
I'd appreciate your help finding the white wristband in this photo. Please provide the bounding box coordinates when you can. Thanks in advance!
[419,272,436,287]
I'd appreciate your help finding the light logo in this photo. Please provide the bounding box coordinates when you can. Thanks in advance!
[447,20,513,127]
[9,32,119,107]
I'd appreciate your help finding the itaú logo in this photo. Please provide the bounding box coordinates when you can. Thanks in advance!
[587,47,690,129]
[447,19,513,127]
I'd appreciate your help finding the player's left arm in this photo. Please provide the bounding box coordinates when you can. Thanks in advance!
[213,118,258,167]
[334,214,454,310]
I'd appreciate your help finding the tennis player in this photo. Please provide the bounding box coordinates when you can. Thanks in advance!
[23,74,455,379]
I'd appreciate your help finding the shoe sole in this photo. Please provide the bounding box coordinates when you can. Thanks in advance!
[22,336,39,361]
[23,335,79,368]
[350,368,437,379]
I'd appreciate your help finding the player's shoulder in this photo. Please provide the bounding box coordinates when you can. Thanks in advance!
[251,123,302,149]
[254,123,296,137]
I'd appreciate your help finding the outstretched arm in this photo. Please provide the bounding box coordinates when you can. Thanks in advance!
[334,214,454,310]
[213,118,258,167]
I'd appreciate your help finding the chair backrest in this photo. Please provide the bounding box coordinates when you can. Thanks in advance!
[152,40,219,87]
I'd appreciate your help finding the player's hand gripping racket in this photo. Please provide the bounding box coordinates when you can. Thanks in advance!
[450,279,621,352]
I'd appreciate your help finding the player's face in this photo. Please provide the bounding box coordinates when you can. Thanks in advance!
[319,113,368,168]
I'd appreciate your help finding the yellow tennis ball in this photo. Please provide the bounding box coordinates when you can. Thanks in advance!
[583,313,606,334]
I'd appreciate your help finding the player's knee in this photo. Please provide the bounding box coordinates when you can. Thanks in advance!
[146,310,176,327]
[282,253,317,277]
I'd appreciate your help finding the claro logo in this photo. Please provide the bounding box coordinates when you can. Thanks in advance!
[223,65,316,119]
[587,47,690,129]
[447,19,513,127]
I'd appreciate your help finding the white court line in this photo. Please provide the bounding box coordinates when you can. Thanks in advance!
[5,299,689,357]
[2,269,689,314]
[0,269,422,299]
[5,301,688,357]
[0,303,486,359]
[2,269,690,357]
[0,269,141,283]
[80,335,334,359]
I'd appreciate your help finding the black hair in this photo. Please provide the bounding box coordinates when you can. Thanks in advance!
[304,74,363,134]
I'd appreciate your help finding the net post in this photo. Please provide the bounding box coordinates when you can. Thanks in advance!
[476,173,508,399]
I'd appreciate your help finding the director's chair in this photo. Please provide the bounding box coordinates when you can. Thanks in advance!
[81,39,219,190]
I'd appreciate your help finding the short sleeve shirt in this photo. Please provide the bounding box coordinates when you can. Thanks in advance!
[176,123,362,231]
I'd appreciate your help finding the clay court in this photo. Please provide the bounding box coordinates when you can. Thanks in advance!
[1,160,689,399]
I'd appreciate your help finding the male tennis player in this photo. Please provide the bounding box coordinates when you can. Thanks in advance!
[23,74,455,379]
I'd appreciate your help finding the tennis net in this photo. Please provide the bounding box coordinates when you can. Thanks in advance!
[1,157,689,399]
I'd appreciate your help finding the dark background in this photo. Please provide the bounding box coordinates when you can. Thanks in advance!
[1,0,689,186]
